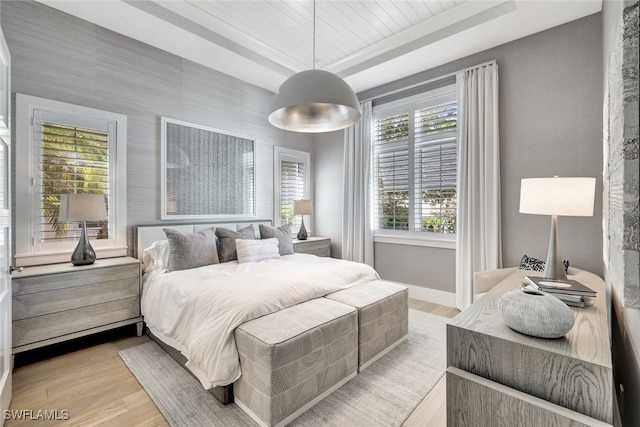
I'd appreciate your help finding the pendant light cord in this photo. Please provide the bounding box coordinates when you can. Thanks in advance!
[312,0,316,70]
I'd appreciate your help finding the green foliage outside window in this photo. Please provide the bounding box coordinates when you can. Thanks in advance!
[377,115,409,143]
[377,187,456,233]
[378,188,409,230]
[422,188,456,233]
[281,203,294,226]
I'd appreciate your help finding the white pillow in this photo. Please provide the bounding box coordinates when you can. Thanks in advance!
[236,238,280,263]
[142,240,170,271]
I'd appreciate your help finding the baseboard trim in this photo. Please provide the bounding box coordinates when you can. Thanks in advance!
[405,284,456,307]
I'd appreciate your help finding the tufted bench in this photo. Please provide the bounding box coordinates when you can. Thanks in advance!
[233,298,358,427]
[325,280,408,371]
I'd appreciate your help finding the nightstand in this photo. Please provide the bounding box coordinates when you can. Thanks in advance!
[11,256,142,353]
[292,237,331,257]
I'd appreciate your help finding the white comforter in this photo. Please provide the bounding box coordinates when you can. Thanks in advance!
[141,254,378,389]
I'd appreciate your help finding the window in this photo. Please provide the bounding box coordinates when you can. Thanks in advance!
[274,147,310,231]
[16,94,127,266]
[372,85,457,241]
[40,122,109,241]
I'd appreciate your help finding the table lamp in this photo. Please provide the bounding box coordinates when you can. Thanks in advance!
[519,177,595,280]
[59,193,108,266]
[293,199,312,240]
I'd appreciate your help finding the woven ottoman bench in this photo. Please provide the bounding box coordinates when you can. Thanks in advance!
[233,298,358,427]
[325,280,408,371]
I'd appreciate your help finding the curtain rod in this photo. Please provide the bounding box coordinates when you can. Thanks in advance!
[359,59,496,103]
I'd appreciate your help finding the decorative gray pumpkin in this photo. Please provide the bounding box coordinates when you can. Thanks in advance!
[497,288,575,339]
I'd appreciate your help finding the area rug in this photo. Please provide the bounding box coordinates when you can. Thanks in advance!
[119,309,447,427]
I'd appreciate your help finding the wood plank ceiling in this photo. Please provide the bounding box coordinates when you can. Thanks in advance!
[36,0,603,92]
[161,0,460,71]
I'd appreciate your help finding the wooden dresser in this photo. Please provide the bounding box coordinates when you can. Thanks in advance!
[12,257,142,353]
[447,268,612,426]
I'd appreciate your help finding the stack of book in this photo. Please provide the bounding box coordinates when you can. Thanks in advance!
[524,276,597,307]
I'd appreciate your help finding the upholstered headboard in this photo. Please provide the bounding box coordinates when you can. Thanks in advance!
[135,220,272,261]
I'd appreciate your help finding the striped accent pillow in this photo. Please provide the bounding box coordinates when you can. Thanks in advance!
[236,238,280,263]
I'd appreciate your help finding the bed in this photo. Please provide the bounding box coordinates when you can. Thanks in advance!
[135,221,381,407]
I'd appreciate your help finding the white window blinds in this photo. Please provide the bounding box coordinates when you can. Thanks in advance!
[274,146,310,230]
[280,159,305,228]
[372,112,410,231]
[372,86,457,235]
[414,101,457,233]
[38,121,109,242]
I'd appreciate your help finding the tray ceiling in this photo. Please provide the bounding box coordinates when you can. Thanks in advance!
[36,0,602,93]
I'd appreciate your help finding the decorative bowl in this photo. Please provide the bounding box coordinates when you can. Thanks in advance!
[497,288,574,339]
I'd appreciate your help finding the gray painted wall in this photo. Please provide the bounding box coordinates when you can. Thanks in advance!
[313,131,345,259]
[2,0,313,254]
[314,13,604,293]
[374,243,455,292]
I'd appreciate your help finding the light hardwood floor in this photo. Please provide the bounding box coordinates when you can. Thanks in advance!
[6,298,459,427]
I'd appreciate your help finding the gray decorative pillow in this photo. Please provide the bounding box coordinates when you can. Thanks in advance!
[163,227,219,271]
[215,225,256,263]
[259,224,294,255]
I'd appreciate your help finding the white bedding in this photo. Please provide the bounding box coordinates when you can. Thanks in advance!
[141,253,378,389]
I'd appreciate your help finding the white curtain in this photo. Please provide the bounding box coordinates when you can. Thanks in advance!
[342,101,374,266]
[455,63,502,310]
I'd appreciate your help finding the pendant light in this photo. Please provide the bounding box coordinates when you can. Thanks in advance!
[268,0,361,133]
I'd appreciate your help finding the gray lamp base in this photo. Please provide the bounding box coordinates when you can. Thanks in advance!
[297,218,308,240]
[543,215,567,280]
[71,221,96,266]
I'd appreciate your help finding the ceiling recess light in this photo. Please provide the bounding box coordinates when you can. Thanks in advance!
[268,1,361,133]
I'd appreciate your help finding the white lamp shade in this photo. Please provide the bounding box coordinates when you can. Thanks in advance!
[519,177,596,217]
[268,70,361,133]
[59,193,107,222]
[293,199,313,216]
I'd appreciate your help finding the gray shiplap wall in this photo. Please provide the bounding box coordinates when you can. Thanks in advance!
[2,0,313,255]
[315,13,604,293]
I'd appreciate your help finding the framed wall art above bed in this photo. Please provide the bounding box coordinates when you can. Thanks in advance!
[161,117,256,220]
